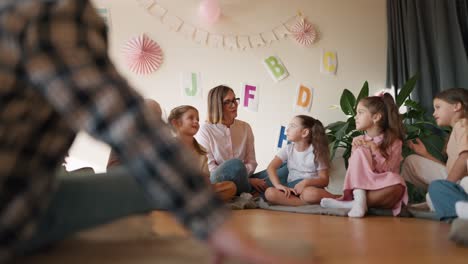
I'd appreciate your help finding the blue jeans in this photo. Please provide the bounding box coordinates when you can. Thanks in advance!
[428,180,468,220]
[285,179,303,188]
[210,159,289,195]
[14,166,161,254]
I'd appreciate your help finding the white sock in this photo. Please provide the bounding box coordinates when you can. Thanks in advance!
[459,177,468,193]
[426,193,435,212]
[348,189,367,218]
[320,198,354,209]
[456,201,468,220]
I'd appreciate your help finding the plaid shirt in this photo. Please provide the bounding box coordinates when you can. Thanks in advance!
[0,0,227,258]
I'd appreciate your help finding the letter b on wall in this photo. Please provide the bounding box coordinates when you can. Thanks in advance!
[263,56,289,82]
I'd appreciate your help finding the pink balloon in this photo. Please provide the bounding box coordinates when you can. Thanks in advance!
[199,0,221,25]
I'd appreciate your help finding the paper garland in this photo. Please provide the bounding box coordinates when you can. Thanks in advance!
[135,0,319,50]
[123,33,164,75]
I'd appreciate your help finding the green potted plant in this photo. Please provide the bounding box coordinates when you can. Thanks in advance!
[326,75,448,202]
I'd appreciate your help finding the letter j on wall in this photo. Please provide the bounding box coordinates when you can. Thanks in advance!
[181,72,201,99]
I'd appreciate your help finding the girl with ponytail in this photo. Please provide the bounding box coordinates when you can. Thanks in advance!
[264,115,336,206]
[321,93,408,217]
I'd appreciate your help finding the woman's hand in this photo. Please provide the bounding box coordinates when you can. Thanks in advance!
[275,184,297,198]
[408,138,429,157]
[249,178,267,193]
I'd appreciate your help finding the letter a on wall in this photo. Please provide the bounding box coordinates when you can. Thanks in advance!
[320,50,338,75]
[294,84,314,112]
[241,83,259,112]
[181,72,201,99]
[263,56,289,82]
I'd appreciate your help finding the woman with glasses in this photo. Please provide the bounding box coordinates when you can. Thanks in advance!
[196,85,271,195]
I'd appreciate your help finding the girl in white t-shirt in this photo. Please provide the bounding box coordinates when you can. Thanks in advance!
[264,115,338,206]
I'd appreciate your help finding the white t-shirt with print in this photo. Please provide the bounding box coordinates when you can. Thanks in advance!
[276,143,327,183]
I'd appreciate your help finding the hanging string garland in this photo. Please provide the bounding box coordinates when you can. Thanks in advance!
[290,16,318,46]
[123,33,164,75]
[135,0,320,50]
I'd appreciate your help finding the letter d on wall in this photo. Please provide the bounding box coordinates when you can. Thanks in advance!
[293,84,314,112]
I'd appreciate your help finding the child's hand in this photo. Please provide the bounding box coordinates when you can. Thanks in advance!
[249,178,267,193]
[352,138,367,148]
[276,185,297,198]
[294,180,307,194]
[408,138,428,156]
[353,139,377,152]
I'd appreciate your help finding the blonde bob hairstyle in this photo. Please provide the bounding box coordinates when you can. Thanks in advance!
[206,85,235,124]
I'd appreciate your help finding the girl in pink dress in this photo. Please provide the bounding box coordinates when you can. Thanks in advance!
[321,93,408,217]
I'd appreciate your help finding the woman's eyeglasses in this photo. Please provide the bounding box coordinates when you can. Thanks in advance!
[223,98,240,107]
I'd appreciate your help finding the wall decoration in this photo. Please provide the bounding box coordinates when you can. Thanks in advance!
[198,0,221,25]
[181,72,202,99]
[321,50,338,75]
[290,16,317,46]
[123,33,164,75]
[276,125,290,149]
[135,0,319,50]
[96,7,112,30]
[241,83,259,112]
[293,84,314,112]
[263,56,289,82]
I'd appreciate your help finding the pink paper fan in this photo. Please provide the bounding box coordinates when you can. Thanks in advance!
[290,17,317,46]
[123,34,163,75]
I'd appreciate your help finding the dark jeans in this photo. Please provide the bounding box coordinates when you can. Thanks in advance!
[210,159,289,194]
[15,167,161,254]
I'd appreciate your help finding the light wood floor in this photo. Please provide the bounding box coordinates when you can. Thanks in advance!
[151,210,468,264]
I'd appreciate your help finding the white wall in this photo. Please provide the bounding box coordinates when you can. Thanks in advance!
[68,0,387,173]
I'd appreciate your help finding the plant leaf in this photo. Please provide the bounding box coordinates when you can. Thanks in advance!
[340,89,356,116]
[396,74,418,107]
[325,121,347,132]
[356,81,369,105]
[335,122,349,140]
[404,99,425,113]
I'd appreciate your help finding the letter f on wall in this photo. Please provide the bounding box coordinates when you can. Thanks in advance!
[244,85,256,106]
[242,83,259,112]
